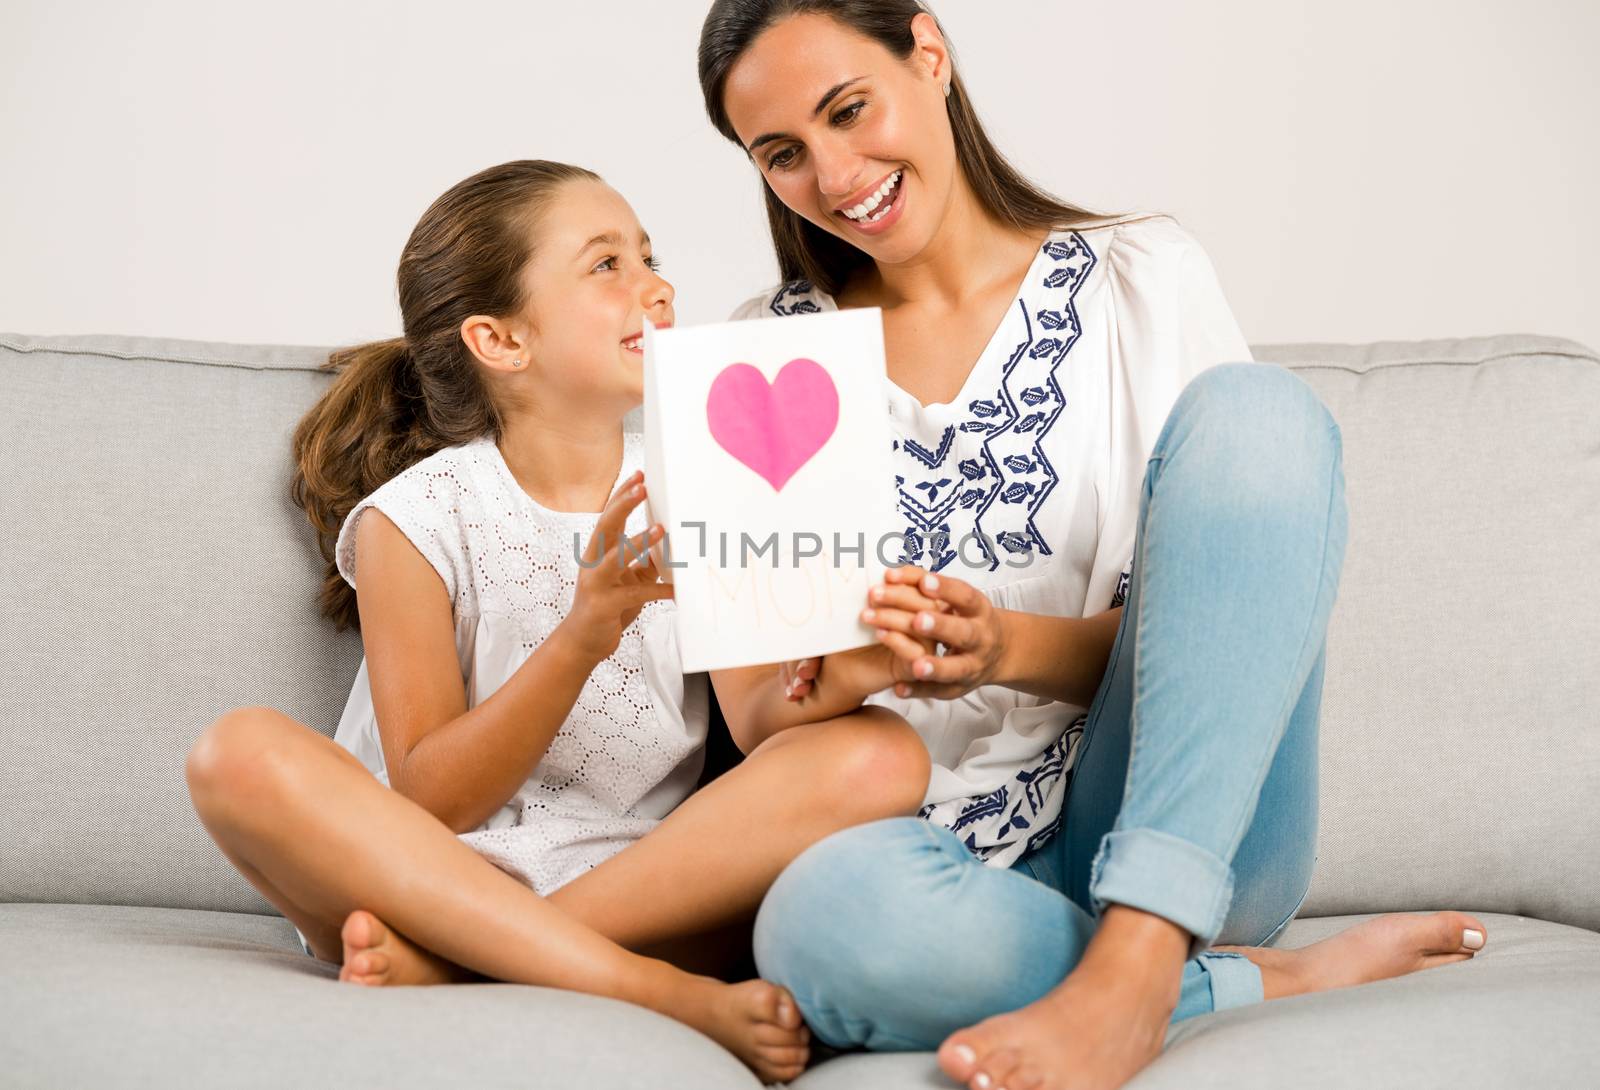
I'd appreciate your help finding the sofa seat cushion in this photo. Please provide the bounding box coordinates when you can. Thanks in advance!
[786,912,1600,1089]
[0,902,764,1089]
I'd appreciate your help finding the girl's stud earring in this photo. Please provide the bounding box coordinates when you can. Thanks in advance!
[943,82,952,97]
[513,359,523,368]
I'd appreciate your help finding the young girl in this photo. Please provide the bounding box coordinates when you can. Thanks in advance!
[184,159,935,1085]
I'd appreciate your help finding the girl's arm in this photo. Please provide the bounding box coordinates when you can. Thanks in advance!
[711,643,906,755]
[358,472,668,834]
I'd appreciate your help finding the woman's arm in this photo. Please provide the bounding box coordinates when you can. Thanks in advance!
[992,605,1122,708]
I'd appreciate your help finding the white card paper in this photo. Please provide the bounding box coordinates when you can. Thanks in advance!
[642,308,898,672]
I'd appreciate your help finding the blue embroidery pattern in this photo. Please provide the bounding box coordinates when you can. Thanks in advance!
[765,236,1097,574]
[918,713,1087,862]
[763,236,1100,866]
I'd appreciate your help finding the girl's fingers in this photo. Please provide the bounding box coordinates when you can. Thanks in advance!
[634,581,675,604]
[884,564,929,586]
[585,471,647,565]
[620,524,664,570]
[795,658,820,682]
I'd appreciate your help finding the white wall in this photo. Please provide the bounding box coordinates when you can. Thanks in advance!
[2,0,1595,352]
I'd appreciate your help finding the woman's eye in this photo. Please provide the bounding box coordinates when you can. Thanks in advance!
[767,146,798,171]
[832,101,865,126]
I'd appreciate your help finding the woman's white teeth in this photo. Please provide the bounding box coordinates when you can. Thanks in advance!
[844,171,901,221]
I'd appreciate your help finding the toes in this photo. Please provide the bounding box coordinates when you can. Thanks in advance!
[938,1033,983,1081]
[341,908,382,951]
[1010,1065,1046,1090]
[973,1048,1022,1090]
[771,985,801,1030]
[349,949,388,977]
[1432,912,1488,953]
[753,1021,808,1047]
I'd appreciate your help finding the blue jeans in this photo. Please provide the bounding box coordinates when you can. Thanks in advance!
[752,363,1348,1051]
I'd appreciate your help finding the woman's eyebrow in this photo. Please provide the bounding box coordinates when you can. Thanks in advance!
[747,76,865,151]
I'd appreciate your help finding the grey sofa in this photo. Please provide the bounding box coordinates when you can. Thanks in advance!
[3,328,1598,1090]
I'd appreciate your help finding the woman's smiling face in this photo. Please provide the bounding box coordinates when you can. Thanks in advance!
[721,12,958,269]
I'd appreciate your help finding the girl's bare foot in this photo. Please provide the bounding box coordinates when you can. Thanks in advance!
[1215,909,1488,999]
[338,909,480,986]
[338,909,808,1079]
[650,972,811,1084]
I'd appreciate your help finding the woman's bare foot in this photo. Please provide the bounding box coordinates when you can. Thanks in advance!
[338,909,481,986]
[938,905,1187,1090]
[649,972,811,1084]
[1214,910,1488,999]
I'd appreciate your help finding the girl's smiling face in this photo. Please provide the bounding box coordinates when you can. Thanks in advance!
[720,12,958,270]
[492,179,675,413]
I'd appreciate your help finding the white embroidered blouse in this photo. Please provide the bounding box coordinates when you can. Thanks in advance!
[328,430,710,894]
[732,214,1253,868]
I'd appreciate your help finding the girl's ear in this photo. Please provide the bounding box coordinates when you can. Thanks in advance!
[907,12,952,88]
[461,314,533,375]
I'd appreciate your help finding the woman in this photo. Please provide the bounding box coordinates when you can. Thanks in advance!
[698,4,1489,1089]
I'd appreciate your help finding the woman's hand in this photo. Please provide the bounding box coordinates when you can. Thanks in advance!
[779,575,948,703]
[865,565,1009,700]
[555,470,674,665]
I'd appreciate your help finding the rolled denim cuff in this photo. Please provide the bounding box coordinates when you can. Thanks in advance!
[1197,951,1264,1011]
[1088,827,1235,959]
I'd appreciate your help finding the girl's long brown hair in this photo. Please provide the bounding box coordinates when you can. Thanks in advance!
[699,0,1154,296]
[290,160,599,632]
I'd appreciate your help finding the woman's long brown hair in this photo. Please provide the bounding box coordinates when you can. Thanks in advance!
[699,0,1154,296]
[290,160,598,632]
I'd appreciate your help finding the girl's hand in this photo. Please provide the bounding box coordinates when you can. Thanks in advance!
[778,656,821,701]
[557,471,674,665]
[865,565,1007,700]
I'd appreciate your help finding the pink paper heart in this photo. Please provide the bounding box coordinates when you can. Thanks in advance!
[706,358,840,492]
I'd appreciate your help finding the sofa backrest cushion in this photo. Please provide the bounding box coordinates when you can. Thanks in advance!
[2,331,1596,930]
[1,334,362,914]
[1263,334,1600,931]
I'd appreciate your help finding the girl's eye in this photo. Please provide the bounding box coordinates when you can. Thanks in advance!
[593,256,619,272]
[644,256,663,271]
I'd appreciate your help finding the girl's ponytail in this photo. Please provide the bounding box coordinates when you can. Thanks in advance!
[290,335,463,633]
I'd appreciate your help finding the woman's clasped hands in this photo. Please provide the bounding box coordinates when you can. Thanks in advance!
[782,565,1010,704]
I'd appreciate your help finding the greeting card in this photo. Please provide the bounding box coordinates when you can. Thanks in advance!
[641,308,897,672]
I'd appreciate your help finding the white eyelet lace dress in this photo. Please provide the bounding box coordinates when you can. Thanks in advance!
[292,429,708,959]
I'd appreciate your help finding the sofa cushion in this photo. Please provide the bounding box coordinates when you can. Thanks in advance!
[786,911,1600,1090]
[0,901,763,1089]
[1267,335,1600,932]
[0,334,363,914]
